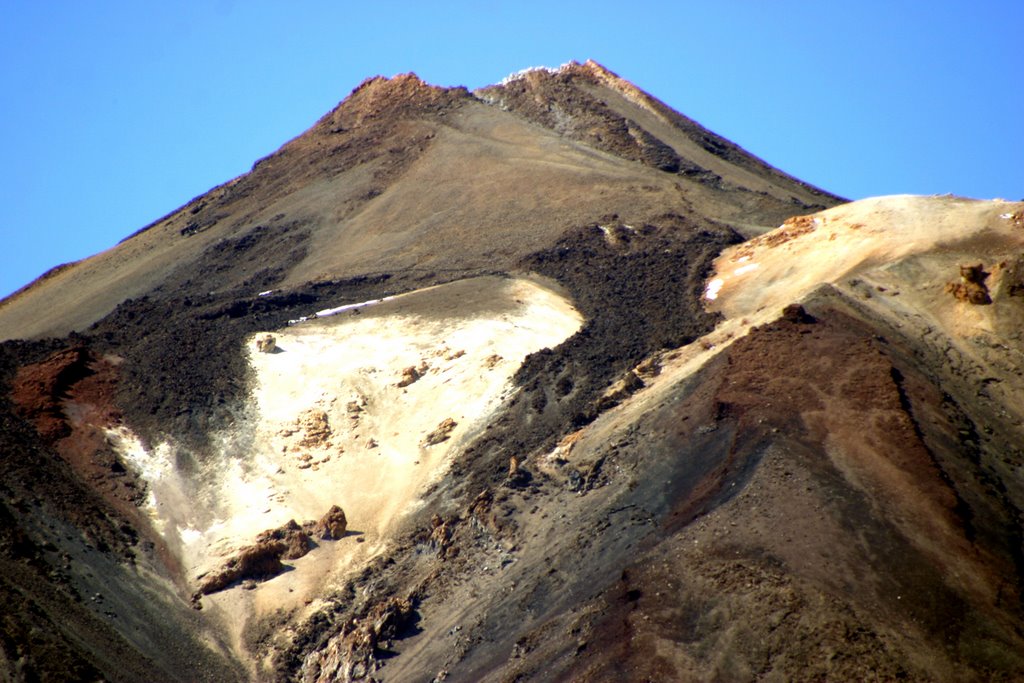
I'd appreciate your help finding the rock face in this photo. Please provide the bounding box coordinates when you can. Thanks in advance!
[302,596,418,683]
[3,62,1024,683]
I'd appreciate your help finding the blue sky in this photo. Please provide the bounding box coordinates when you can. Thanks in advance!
[2,2,1022,301]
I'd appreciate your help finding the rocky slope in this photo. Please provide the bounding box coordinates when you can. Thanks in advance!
[2,61,1023,682]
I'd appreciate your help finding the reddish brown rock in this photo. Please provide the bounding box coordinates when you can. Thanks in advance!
[256,519,313,560]
[422,418,457,446]
[396,362,429,387]
[195,540,288,597]
[946,263,992,304]
[314,505,348,540]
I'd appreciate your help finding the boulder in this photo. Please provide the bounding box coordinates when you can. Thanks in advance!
[195,540,287,597]
[314,505,348,540]
[422,418,457,446]
[256,334,277,353]
[593,370,645,413]
[505,455,532,488]
[256,519,314,560]
[634,354,662,378]
[781,303,816,323]
[296,409,332,448]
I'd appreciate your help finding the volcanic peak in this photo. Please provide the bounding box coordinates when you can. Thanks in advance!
[5,58,1024,683]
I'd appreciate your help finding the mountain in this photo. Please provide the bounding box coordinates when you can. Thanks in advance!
[2,60,1023,682]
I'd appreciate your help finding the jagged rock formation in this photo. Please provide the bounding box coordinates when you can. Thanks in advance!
[2,61,1024,682]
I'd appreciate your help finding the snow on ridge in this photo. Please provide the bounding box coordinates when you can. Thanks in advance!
[498,62,577,86]
[288,296,394,325]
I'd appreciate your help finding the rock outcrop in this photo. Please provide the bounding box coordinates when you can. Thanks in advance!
[195,541,288,598]
[300,597,418,683]
[195,506,347,599]
[396,362,428,387]
[946,263,992,304]
[256,519,314,560]
[295,408,332,449]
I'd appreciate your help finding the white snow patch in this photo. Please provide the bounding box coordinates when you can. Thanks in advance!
[288,296,395,325]
[498,62,577,86]
[705,278,724,301]
[313,297,393,319]
[499,66,556,85]
[735,263,760,276]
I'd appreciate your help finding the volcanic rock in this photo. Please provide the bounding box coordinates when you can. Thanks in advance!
[256,519,314,560]
[945,263,992,304]
[396,362,428,387]
[781,302,816,323]
[421,417,456,446]
[295,408,332,449]
[195,540,287,597]
[314,505,348,540]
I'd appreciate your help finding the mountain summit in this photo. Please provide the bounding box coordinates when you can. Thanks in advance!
[2,62,1023,682]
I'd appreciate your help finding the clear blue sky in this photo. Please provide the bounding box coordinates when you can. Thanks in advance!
[2,2,1022,301]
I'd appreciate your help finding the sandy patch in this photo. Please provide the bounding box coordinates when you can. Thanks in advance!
[707,195,1024,325]
[109,275,581,621]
